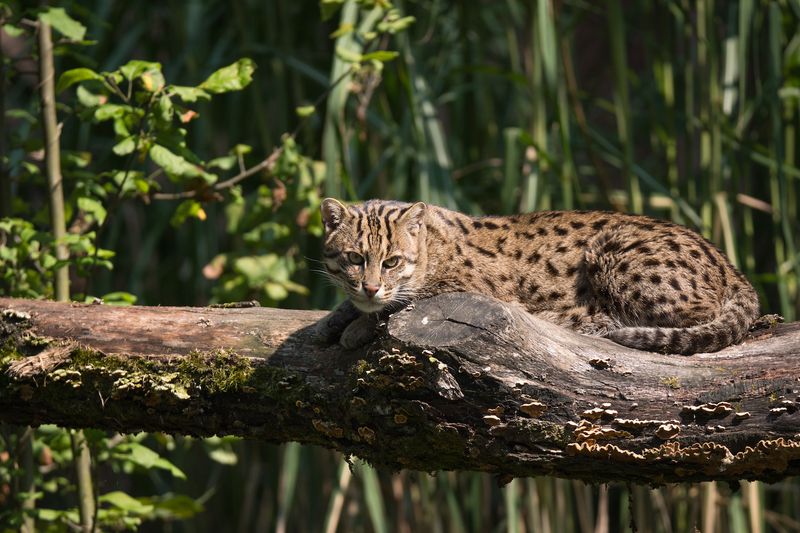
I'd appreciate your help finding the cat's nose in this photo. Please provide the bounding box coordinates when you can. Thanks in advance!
[362,282,380,298]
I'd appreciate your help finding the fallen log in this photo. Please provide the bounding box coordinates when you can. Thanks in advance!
[1,294,798,484]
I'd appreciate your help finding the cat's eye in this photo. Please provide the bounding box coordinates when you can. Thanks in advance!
[383,256,401,268]
[347,252,364,265]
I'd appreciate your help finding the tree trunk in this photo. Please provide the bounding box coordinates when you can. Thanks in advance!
[1,294,799,484]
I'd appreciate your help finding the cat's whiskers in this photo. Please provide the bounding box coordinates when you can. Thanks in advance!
[310,268,349,292]
[388,283,418,307]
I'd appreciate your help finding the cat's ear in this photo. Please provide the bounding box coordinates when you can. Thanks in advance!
[400,202,427,235]
[321,198,348,232]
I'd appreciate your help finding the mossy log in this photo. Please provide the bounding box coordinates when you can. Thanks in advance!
[1,294,799,484]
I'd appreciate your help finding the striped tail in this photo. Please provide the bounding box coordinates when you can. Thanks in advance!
[606,286,760,355]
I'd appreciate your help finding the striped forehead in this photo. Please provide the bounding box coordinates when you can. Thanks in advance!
[352,204,406,252]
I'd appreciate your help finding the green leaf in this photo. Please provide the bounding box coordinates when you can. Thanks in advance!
[133,177,151,194]
[779,86,800,100]
[56,68,102,93]
[208,155,237,170]
[207,447,238,465]
[76,85,106,107]
[113,115,132,137]
[330,22,353,38]
[112,136,136,156]
[114,441,159,467]
[38,7,87,41]
[157,94,174,122]
[242,222,291,244]
[169,85,211,102]
[171,200,205,227]
[116,60,165,91]
[377,14,416,34]
[141,69,165,92]
[112,442,186,479]
[63,150,92,168]
[150,494,203,519]
[119,60,161,82]
[335,46,362,63]
[282,279,310,296]
[234,254,278,285]
[149,144,216,183]
[153,457,187,480]
[94,103,129,122]
[199,58,256,94]
[224,188,245,233]
[77,196,107,225]
[230,144,252,156]
[36,508,63,521]
[265,282,288,300]
[360,50,399,62]
[295,105,316,117]
[100,491,154,515]
[100,291,137,305]
[5,108,37,123]
[2,23,25,38]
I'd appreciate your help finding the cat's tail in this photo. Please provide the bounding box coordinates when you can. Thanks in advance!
[606,285,760,355]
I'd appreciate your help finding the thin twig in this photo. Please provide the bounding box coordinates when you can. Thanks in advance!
[103,75,129,103]
[151,146,282,200]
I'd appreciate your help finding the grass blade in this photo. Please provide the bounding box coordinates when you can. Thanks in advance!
[356,462,388,533]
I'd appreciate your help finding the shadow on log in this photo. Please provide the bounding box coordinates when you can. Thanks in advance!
[1,294,799,484]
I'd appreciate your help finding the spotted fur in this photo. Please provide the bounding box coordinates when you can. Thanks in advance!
[320,198,760,354]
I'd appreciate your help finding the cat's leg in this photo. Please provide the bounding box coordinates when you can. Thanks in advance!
[339,313,381,349]
[338,300,415,349]
[313,299,361,344]
[313,299,383,349]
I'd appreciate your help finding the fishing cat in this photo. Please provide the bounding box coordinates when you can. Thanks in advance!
[316,198,760,354]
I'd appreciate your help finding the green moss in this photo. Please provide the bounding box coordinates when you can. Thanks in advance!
[0,345,23,367]
[505,419,568,446]
[70,347,152,373]
[353,359,370,375]
[54,348,185,403]
[5,339,299,404]
[661,376,681,390]
[176,350,254,393]
[0,317,52,366]
[20,331,53,348]
[65,347,264,395]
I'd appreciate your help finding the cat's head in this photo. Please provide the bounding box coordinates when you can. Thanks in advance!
[320,198,428,313]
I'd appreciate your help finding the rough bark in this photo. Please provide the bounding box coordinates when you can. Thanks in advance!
[1,294,799,484]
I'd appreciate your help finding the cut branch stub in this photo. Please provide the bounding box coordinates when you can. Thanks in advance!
[1,294,799,483]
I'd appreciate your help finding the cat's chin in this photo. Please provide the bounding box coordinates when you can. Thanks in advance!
[350,298,388,314]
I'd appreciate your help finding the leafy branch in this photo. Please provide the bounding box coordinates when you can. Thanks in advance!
[149,66,356,202]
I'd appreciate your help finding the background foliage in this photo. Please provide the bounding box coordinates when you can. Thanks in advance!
[2,0,800,531]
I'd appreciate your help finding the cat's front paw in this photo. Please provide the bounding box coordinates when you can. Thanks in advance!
[313,316,345,344]
[339,314,379,349]
[313,300,361,344]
